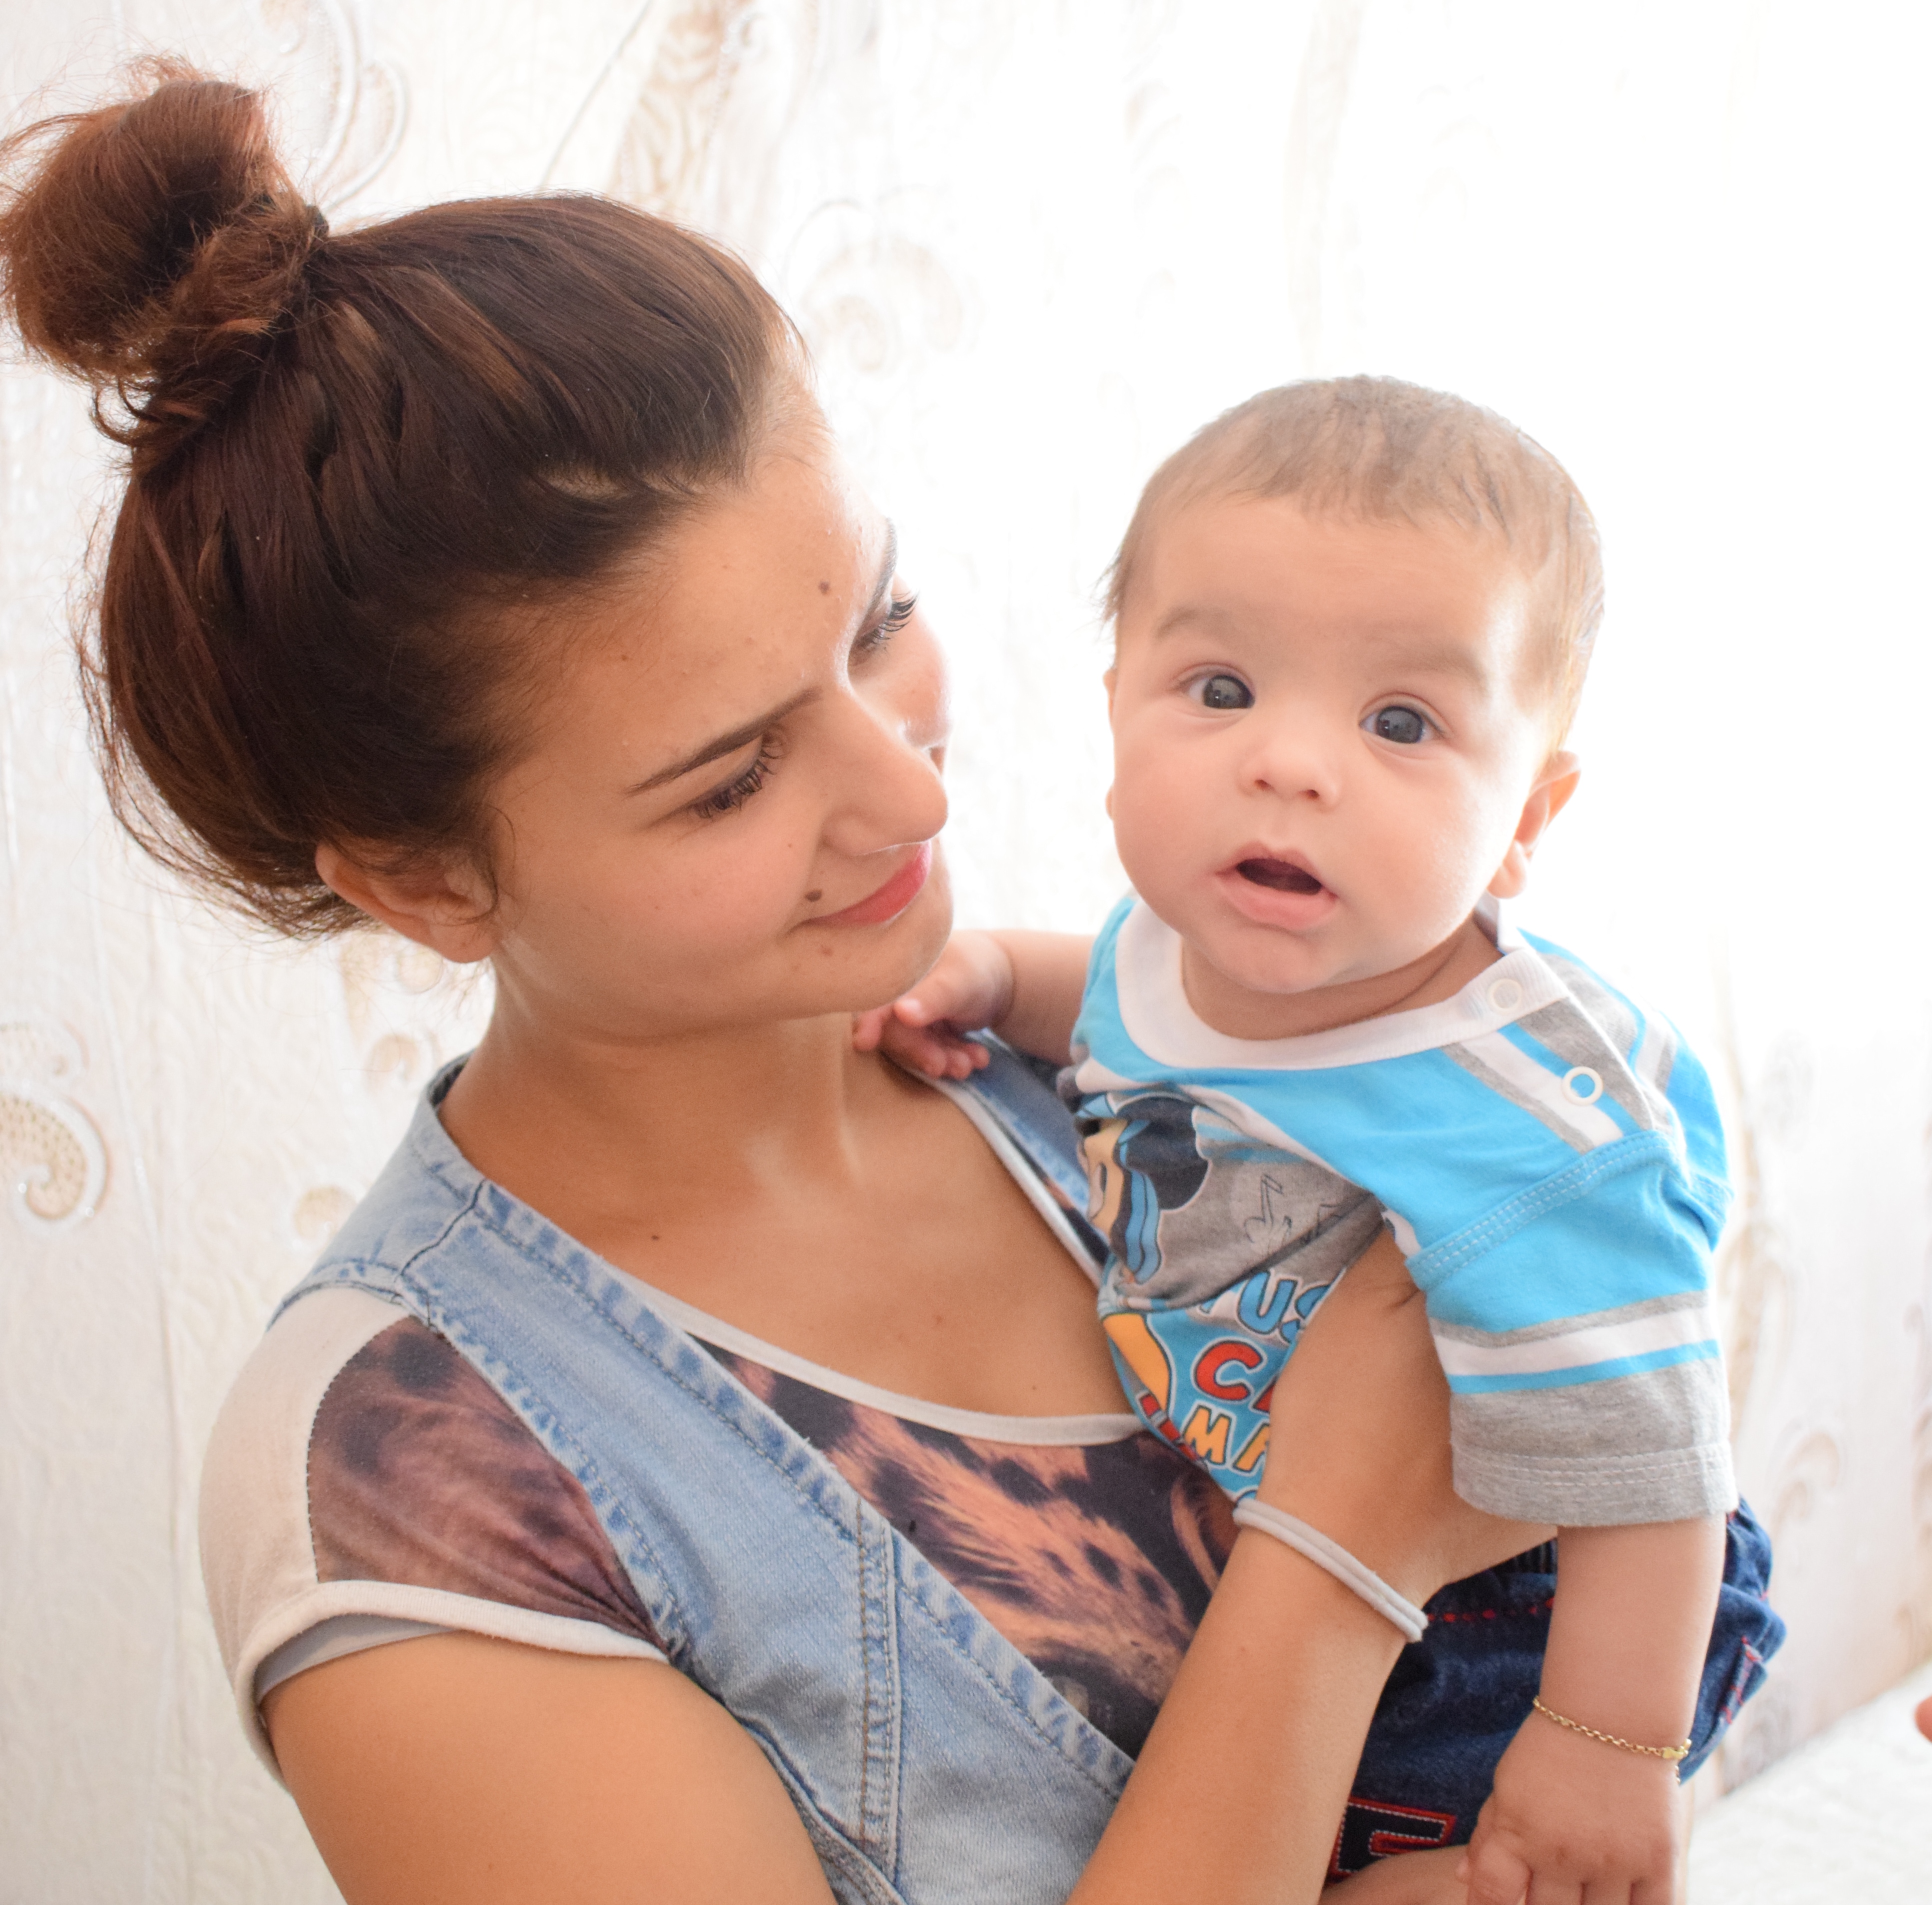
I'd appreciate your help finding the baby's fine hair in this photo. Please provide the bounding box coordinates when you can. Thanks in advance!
[1106,376,1604,746]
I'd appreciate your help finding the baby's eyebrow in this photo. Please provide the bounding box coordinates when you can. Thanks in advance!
[1359,636,1495,692]
[1148,603,1226,640]
[1150,606,1497,692]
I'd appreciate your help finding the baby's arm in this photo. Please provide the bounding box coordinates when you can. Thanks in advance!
[1463,1516,1725,1905]
[852,930,1093,1078]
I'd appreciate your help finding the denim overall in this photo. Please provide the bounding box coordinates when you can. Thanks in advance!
[279,1046,1781,1900]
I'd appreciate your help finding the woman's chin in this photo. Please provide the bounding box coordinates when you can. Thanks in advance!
[789,867,954,1022]
[870,854,954,986]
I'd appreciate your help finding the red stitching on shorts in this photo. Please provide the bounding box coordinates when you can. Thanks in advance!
[1429,1594,1555,1624]
[1719,1638,1765,1724]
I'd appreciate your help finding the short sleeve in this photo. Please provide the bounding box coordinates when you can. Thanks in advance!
[1411,1135,1738,1526]
[199,1287,666,1776]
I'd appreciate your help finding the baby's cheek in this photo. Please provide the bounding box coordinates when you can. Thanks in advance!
[1431,784,1521,884]
[1110,781,1201,903]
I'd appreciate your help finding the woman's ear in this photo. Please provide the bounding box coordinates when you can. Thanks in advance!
[314,842,502,963]
[1488,752,1582,900]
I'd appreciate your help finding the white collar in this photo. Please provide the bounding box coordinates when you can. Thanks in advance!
[1111,895,1567,1073]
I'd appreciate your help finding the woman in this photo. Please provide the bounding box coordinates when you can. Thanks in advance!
[3,65,1557,1904]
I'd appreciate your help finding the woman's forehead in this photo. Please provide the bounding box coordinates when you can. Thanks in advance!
[508,443,896,784]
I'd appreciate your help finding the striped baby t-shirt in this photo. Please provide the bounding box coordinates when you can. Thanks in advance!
[1066,895,1737,1526]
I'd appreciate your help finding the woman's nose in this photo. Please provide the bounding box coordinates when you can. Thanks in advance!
[822,678,950,853]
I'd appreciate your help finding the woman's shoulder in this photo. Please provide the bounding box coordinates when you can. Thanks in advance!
[200,1286,665,1771]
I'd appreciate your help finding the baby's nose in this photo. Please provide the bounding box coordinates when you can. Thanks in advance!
[1241,722,1343,804]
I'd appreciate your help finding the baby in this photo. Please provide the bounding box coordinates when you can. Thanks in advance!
[863,379,1775,1896]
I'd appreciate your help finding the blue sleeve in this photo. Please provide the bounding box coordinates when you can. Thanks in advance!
[1069,892,1140,1066]
[1413,1136,1737,1526]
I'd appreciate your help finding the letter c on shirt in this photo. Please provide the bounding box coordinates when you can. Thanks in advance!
[1194,1338,1266,1402]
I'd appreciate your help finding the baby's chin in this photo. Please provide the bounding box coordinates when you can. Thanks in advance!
[1202,920,1503,1038]
[1173,930,1349,1030]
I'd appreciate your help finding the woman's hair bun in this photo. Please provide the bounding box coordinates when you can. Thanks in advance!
[0,58,320,458]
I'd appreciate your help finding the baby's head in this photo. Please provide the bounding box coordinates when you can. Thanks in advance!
[1103,377,1601,1024]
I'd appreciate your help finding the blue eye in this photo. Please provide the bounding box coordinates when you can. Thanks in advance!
[1194,673,1254,710]
[1367,706,1429,744]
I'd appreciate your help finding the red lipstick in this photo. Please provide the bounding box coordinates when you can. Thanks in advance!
[814,842,934,926]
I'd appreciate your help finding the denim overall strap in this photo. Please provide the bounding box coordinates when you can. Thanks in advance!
[280,1060,1131,1904]
[962,1038,1095,1217]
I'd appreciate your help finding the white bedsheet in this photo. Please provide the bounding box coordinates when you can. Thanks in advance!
[1690,1662,1932,1902]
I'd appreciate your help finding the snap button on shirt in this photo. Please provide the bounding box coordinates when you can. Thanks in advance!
[1563,1066,1604,1104]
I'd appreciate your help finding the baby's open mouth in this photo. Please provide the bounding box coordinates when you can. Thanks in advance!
[1236,858,1325,896]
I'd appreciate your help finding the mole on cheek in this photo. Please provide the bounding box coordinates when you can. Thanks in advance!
[818,580,831,594]
[806,890,823,902]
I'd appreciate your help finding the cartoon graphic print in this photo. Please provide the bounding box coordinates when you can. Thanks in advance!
[1075,1091,1389,1498]
[1081,1093,1382,1304]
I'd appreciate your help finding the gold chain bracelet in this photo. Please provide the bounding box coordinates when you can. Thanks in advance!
[1531,1696,1690,1764]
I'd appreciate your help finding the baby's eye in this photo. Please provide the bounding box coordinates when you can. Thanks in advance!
[1366,705,1431,744]
[1191,672,1254,711]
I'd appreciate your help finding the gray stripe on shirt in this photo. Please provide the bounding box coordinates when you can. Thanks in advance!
[1442,1040,1594,1152]
[1450,1354,1736,1524]
[1430,1287,1711,1349]
[1514,999,1659,1133]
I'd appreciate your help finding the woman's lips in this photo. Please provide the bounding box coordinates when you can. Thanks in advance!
[1216,855,1336,930]
[813,842,934,926]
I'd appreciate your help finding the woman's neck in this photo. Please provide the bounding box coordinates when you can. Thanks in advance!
[432,968,1128,1418]
[439,996,883,1234]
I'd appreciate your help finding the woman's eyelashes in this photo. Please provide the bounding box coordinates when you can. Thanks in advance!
[854,590,918,658]
[1187,670,1255,711]
[690,742,780,820]
[1364,704,1433,744]
[685,592,914,823]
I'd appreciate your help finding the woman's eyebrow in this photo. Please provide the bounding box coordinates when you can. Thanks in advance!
[629,688,817,794]
[627,526,896,796]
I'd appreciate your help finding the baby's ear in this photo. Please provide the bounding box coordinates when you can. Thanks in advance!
[1488,753,1581,900]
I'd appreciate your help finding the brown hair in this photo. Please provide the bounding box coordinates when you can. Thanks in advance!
[1106,377,1604,746]
[0,60,798,934]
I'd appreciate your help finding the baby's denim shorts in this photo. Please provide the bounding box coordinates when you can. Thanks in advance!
[1333,1501,1783,1876]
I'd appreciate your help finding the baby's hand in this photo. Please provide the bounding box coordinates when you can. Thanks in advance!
[852,930,1015,1080]
[1460,1710,1682,1904]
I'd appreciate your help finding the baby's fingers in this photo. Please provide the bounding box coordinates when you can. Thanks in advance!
[892,976,989,1034]
[851,1006,895,1053]
[1524,1880,1584,1905]
[1462,1821,1532,1905]
[874,1013,989,1080]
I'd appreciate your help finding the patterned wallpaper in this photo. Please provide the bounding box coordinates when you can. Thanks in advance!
[3,2,1929,1897]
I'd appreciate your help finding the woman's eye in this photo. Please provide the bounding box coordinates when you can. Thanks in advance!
[690,744,777,820]
[1192,672,1254,711]
[1367,706,1430,744]
[855,590,918,657]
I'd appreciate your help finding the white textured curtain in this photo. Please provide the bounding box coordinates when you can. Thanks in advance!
[3,4,1927,1898]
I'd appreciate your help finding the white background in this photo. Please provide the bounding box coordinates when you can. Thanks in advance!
[3,3,1929,1897]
